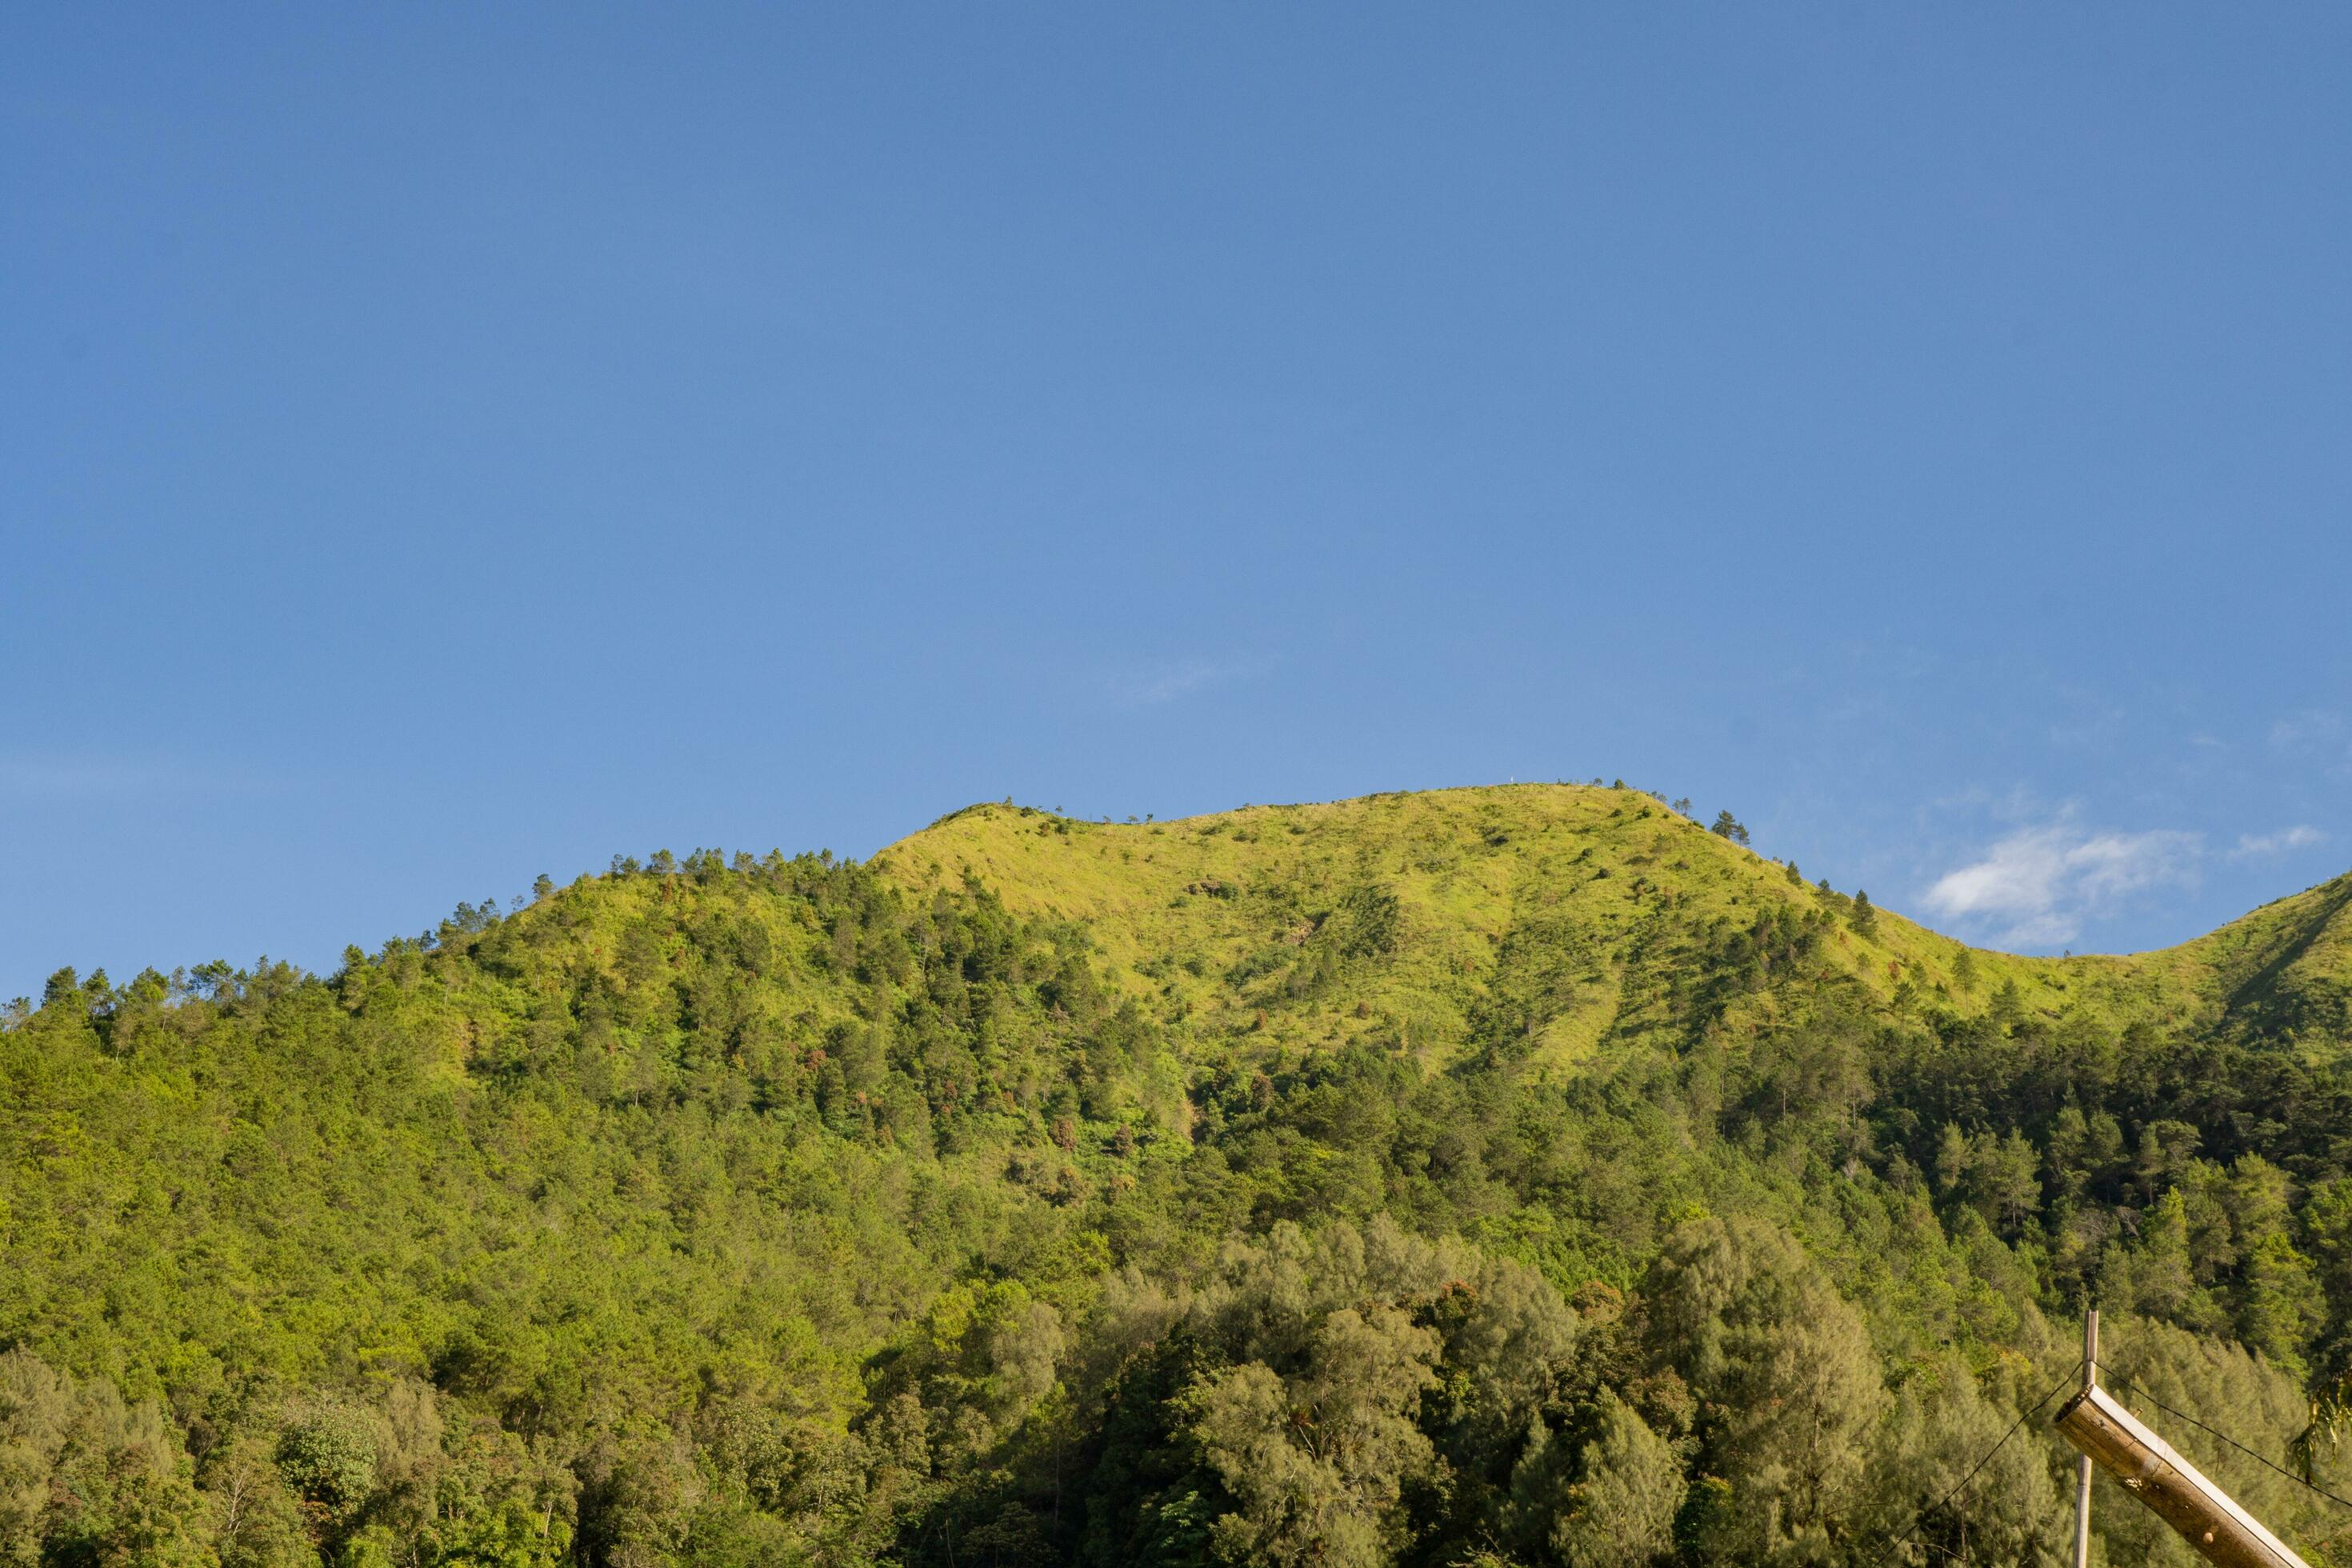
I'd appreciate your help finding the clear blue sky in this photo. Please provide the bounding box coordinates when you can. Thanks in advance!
[6,6,2349,999]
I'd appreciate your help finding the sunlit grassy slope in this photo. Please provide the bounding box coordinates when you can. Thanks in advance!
[876,784,2351,1064]
[2175,866,2352,1046]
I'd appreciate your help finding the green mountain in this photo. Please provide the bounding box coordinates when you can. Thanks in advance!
[4,784,2350,1568]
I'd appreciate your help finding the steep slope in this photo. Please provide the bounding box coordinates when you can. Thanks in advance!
[875,783,2298,1060]
[2177,870,2352,1049]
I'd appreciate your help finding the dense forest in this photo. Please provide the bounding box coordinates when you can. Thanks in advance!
[5,784,2351,1567]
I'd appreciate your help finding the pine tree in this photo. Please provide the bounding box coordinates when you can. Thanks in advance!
[1850,890,1878,939]
[1550,1392,1682,1568]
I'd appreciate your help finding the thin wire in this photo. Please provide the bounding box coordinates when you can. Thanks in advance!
[2106,1372,2352,1515]
[1877,1358,2084,1567]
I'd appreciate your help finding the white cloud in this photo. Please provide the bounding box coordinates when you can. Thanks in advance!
[1101,658,1270,708]
[2230,825,2327,859]
[2270,710,2346,750]
[1921,822,2202,949]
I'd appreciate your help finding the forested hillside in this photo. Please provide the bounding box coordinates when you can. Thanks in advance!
[6,784,2351,1567]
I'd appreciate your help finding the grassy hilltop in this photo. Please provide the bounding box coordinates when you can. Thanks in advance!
[2,784,2350,1568]
[881,783,2346,1057]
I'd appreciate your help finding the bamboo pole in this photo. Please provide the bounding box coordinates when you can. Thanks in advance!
[2074,1308,2097,1568]
[2054,1382,2310,1568]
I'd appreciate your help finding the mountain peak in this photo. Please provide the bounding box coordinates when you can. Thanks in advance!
[879,785,2348,1058]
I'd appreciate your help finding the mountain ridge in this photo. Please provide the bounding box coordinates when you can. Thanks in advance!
[874,782,2351,1061]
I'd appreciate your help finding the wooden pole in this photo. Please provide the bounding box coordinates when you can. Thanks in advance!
[2074,1307,2097,1568]
[2055,1382,2311,1568]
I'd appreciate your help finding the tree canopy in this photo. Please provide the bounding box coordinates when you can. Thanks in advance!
[4,785,2351,1566]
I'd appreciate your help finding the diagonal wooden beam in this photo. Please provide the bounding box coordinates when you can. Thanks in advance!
[2055,1382,2310,1568]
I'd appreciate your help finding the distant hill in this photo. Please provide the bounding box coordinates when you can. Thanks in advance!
[2,783,2348,1568]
